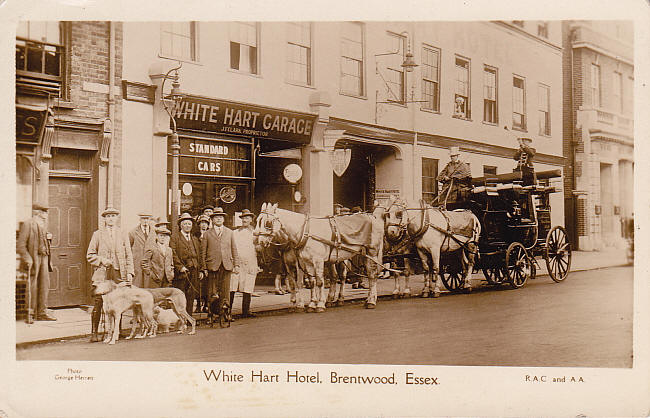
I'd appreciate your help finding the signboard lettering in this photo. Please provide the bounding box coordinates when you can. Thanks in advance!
[173,96,316,143]
[16,106,48,144]
[169,136,252,178]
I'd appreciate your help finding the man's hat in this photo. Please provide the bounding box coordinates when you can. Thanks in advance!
[137,211,153,218]
[178,212,194,224]
[101,207,120,217]
[449,146,460,156]
[340,207,351,215]
[202,205,215,212]
[240,209,255,219]
[154,217,171,228]
[210,207,226,218]
[33,202,49,212]
[197,214,211,225]
[155,227,172,236]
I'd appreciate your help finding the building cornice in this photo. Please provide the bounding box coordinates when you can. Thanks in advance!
[492,21,562,52]
[572,42,634,66]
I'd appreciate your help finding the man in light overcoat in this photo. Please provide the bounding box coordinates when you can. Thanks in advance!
[129,211,156,288]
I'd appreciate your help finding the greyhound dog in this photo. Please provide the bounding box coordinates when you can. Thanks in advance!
[94,281,157,345]
[144,287,196,335]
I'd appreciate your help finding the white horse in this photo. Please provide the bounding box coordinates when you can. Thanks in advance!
[384,197,481,297]
[254,203,385,311]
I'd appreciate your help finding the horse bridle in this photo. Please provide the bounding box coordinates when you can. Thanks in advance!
[255,209,310,250]
[384,200,409,243]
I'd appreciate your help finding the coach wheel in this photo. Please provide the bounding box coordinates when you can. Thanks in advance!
[439,266,465,292]
[545,226,572,283]
[506,242,531,289]
[482,266,507,285]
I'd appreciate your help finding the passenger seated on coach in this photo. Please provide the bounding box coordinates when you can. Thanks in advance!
[435,146,472,208]
[513,137,537,186]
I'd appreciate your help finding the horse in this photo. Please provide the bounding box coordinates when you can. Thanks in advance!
[254,203,385,311]
[383,235,416,299]
[384,196,481,298]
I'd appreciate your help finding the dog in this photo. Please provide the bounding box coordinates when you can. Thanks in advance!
[94,281,157,345]
[144,287,196,335]
[153,306,181,333]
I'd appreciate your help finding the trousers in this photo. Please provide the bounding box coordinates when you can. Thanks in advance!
[28,255,50,316]
[208,266,231,310]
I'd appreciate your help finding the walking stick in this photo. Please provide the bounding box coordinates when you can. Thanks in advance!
[26,263,34,324]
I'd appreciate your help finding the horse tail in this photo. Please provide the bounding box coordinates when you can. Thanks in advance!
[462,214,481,268]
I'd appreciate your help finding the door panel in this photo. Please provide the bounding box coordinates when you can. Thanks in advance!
[49,177,88,306]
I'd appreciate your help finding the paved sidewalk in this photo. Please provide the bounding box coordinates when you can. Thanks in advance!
[15,248,630,347]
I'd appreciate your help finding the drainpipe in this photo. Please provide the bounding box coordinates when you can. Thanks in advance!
[107,21,116,206]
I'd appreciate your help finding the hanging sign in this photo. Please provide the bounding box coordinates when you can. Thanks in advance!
[283,164,303,184]
[329,148,352,177]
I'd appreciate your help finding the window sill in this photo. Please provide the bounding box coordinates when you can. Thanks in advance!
[53,99,75,109]
[228,68,263,78]
[482,121,499,126]
[511,126,528,133]
[157,54,202,66]
[538,132,552,138]
[420,108,441,115]
[285,80,316,90]
[452,115,472,122]
[339,91,367,100]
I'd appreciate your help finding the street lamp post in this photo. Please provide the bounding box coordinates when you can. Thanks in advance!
[160,62,184,232]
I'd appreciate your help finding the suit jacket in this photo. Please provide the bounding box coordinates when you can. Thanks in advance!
[86,227,134,283]
[142,242,174,288]
[129,225,156,287]
[16,218,52,272]
[201,226,240,272]
[170,231,203,272]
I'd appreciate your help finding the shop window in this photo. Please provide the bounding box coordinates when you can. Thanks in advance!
[340,22,365,97]
[483,66,498,124]
[421,45,440,112]
[160,22,197,62]
[512,75,526,130]
[454,56,470,119]
[538,83,551,136]
[16,21,66,97]
[230,22,259,74]
[422,157,439,203]
[384,31,406,103]
[286,22,312,86]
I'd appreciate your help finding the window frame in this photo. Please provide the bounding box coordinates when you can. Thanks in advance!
[421,44,441,113]
[159,21,199,63]
[285,22,313,87]
[339,21,366,98]
[453,55,471,120]
[537,22,549,38]
[538,83,551,136]
[612,71,623,113]
[421,157,439,203]
[512,74,527,131]
[383,31,407,104]
[483,65,498,124]
[591,63,601,108]
[229,22,261,76]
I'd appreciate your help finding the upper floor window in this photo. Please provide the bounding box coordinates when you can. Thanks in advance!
[286,22,312,86]
[16,21,66,97]
[538,83,551,136]
[384,32,406,103]
[340,22,364,97]
[512,75,526,130]
[230,22,259,74]
[421,45,440,112]
[483,66,498,124]
[537,22,549,38]
[612,72,623,113]
[160,22,197,61]
[454,56,470,119]
[591,64,601,107]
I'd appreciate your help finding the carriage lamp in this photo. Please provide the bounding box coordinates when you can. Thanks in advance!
[160,61,184,231]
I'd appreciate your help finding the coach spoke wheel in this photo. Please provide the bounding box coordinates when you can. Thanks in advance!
[482,266,507,285]
[545,226,572,283]
[506,242,530,289]
[439,268,465,292]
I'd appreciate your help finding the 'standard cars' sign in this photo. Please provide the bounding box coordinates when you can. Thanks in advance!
[172,96,316,143]
[169,137,252,178]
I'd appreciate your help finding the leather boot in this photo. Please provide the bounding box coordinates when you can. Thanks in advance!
[89,297,102,343]
[242,293,256,318]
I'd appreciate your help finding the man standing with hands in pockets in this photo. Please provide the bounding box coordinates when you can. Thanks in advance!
[170,212,203,316]
[201,207,240,322]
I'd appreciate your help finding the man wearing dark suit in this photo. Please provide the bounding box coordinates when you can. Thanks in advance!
[170,212,203,315]
[141,227,174,288]
[201,207,240,317]
[129,211,156,288]
[17,202,55,323]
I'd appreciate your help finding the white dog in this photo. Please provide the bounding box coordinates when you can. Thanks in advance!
[153,306,181,333]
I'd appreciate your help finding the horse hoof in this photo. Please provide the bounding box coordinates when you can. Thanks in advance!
[296,306,305,312]
[108,341,116,345]
[125,336,133,340]
[288,307,295,313]
[365,303,376,309]
[189,331,196,335]
[316,307,325,313]
[325,302,333,308]
[392,294,399,300]
[306,307,315,313]
[463,287,472,294]
[335,300,344,307]
[432,292,441,298]
[420,292,429,298]
[135,335,144,339]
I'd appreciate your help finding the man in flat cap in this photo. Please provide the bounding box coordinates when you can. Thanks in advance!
[17,202,55,322]
[437,146,472,206]
[86,207,134,342]
[142,226,174,288]
[129,211,156,288]
[170,212,203,315]
[230,209,259,318]
[201,207,240,321]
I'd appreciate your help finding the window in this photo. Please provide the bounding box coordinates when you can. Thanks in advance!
[538,84,551,136]
[230,22,258,74]
[384,32,406,103]
[340,22,364,96]
[591,64,601,107]
[537,22,549,38]
[422,158,439,203]
[626,76,634,114]
[483,66,498,124]
[454,57,470,118]
[512,75,526,129]
[16,21,64,86]
[160,22,197,61]
[612,72,623,113]
[421,45,440,111]
[286,22,312,85]
[483,165,497,177]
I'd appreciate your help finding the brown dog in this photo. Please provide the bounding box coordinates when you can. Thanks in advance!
[145,287,196,335]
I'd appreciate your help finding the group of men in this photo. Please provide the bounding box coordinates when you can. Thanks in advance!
[84,205,259,342]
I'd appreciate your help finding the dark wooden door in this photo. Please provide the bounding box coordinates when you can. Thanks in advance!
[48,177,88,306]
